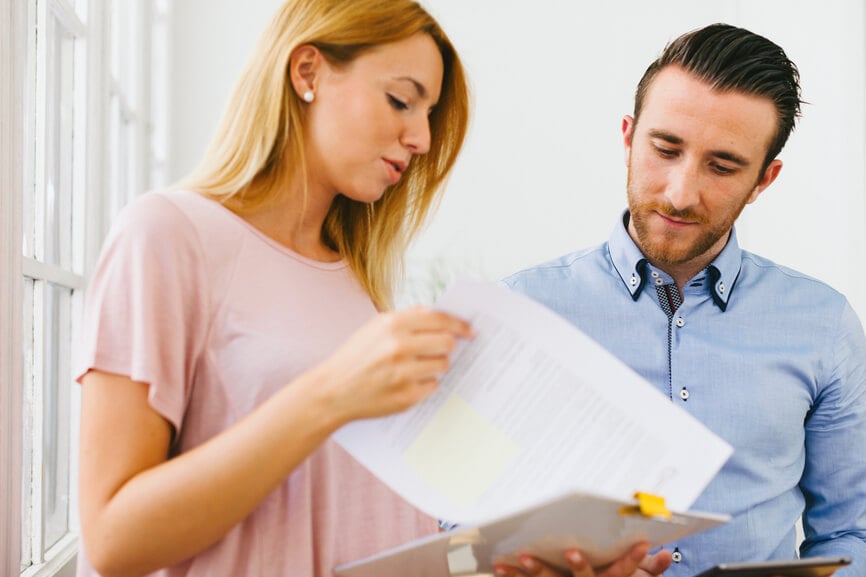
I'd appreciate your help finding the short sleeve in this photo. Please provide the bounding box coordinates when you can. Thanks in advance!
[76,193,210,434]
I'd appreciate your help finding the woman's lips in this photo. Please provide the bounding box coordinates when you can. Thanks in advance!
[383,158,407,185]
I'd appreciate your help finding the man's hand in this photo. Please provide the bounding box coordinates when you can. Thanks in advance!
[493,542,673,577]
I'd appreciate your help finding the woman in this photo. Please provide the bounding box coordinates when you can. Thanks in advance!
[76,1,663,576]
[78,1,470,575]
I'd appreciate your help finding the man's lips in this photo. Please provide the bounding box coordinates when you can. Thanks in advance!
[656,211,697,228]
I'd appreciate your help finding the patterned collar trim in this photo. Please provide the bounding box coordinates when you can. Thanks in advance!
[608,210,743,311]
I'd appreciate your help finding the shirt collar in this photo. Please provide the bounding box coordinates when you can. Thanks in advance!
[608,210,743,311]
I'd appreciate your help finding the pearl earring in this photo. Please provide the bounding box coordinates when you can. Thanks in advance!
[302,91,314,103]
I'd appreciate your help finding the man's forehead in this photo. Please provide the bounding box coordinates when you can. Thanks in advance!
[638,66,777,155]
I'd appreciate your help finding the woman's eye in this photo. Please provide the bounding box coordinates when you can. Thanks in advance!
[388,94,408,111]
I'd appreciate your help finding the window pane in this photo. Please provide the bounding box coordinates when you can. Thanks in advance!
[109,93,131,219]
[110,0,122,84]
[43,16,75,269]
[20,278,35,572]
[73,0,87,21]
[22,0,36,259]
[126,111,137,206]
[42,282,72,550]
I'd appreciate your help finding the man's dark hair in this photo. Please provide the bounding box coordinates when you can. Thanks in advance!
[633,23,803,172]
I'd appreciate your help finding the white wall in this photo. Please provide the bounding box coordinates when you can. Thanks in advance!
[167,1,866,319]
[167,0,281,179]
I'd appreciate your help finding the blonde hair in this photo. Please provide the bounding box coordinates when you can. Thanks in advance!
[181,0,470,310]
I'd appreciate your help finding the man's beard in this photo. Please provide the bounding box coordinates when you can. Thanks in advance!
[626,172,747,267]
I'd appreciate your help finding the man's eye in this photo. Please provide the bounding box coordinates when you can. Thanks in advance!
[711,163,736,175]
[655,146,677,158]
[388,94,408,111]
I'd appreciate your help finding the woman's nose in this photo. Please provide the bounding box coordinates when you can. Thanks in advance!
[401,113,431,154]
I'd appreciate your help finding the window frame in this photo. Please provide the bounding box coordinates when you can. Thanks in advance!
[1,1,27,575]
[2,0,163,575]
[17,0,87,574]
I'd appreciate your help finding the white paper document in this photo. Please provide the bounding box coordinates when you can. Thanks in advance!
[333,281,733,525]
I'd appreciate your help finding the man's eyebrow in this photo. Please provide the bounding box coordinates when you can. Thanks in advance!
[710,150,751,167]
[648,129,750,167]
[648,129,683,145]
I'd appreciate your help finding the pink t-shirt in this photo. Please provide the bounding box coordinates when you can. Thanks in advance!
[76,190,438,577]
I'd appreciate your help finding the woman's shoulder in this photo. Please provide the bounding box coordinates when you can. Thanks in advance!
[118,189,229,231]
[108,189,246,258]
[89,191,248,302]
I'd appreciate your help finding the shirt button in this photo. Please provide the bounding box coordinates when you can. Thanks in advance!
[655,278,664,285]
[630,276,637,286]
[651,271,660,278]
[680,388,689,401]
[672,548,682,563]
[675,317,685,327]
[719,282,726,293]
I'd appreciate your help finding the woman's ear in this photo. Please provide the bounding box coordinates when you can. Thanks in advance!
[289,44,322,101]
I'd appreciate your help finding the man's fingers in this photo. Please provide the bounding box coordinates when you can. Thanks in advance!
[637,549,673,575]
[564,549,597,577]
[597,542,650,577]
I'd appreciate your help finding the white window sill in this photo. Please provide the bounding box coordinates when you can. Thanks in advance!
[22,533,77,577]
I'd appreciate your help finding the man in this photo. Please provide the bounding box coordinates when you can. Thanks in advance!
[503,23,866,577]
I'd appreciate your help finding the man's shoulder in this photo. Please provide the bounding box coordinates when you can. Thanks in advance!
[738,251,863,332]
[740,250,846,301]
[501,244,609,298]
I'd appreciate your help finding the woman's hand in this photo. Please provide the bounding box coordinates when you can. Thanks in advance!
[492,542,672,577]
[77,308,471,576]
[316,306,474,424]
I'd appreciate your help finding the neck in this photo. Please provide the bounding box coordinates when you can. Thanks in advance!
[651,260,709,293]
[227,175,341,262]
[626,215,730,292]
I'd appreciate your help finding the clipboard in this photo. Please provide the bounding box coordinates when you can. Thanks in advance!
[692,556,851,577]
[334,491,729,577]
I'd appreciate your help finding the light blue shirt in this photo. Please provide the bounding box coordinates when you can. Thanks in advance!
[502,212,866,577]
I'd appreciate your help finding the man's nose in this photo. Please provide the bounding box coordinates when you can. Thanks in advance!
[664,162,701,210]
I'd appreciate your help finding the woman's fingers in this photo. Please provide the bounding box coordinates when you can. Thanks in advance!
[398,331,460,361]
[318,308,473,421]
[384,306,474,339]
